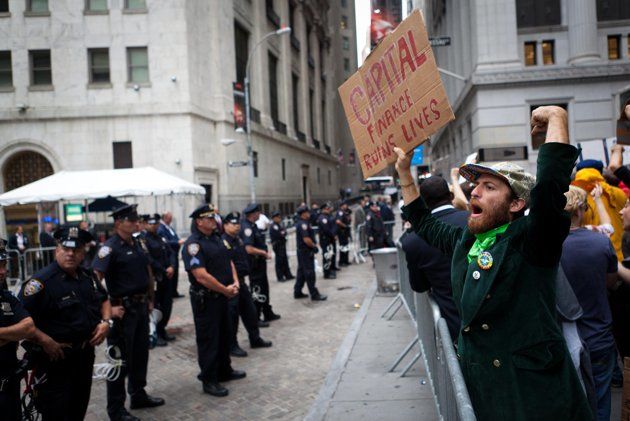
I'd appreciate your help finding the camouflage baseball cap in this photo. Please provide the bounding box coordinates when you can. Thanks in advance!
[459,162,536,205]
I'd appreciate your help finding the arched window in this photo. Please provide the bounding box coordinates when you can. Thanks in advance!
[3,151,53,191]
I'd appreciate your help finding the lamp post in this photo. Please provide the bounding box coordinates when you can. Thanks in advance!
[243,26,291,203]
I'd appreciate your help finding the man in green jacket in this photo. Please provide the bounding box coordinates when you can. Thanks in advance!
[396,106,592,420]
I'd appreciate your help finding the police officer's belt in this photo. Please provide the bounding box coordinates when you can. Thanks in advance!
[110,294,147,306]
[189,287,220,299]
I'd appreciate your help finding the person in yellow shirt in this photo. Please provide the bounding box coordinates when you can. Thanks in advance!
[572,161,627,261]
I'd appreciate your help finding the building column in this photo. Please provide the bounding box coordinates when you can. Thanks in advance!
[472,0,520,71]
[567,0,600,64]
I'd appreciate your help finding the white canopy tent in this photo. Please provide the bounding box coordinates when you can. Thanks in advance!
[0,167,205,206]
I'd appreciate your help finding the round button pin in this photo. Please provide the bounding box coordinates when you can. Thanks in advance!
[473,271,481,280]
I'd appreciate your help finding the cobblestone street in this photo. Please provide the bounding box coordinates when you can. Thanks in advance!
[85,256,375,420]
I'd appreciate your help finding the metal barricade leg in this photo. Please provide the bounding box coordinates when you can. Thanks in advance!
[380,293,402,318]
[400,351,421,377]
[389,335,419,372]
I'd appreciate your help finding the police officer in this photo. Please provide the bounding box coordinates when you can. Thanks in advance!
[317,203,337,279]
[366,201,388,250]
[241,204,281,322]
[335,201,352,267]
[182,204,246,397]
[143,214,177,346]
[221,212,272,358]
[270,211,294,282]
[92,205,164,421]
[20,227,111,420]
[294,206,327,301]
[0,239,34,421]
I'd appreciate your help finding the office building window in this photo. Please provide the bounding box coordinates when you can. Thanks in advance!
[268,52,279,124]
[88,48,110,83]
[253,151,259,177]
[343,36,350,50]
[597,0,630,22]
[542,40,554,65]
[282,158,286,181]
[524,42,536,66]
[113,141,133,169]
[328,169,331,186]
[26,0,48,12]
[29,50,52,86]
[127,47,149,83]
[341,0,347,7]
[0,0,8,12]
[321,99,326,145]
[86,0,107,12]
[317,167,321,184]
[125,0,146,10]
[628,34,630,58]
[344,58,350,72]
[341,15,348,29]
[0,51,11,87]
[530,103,567,149]
[608,35,621,60]
[202,184,213,204]
[516,0,560,28]
[234,23,249,85]
[292,74,300,131]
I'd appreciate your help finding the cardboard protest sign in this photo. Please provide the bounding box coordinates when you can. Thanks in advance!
[338,10,455,178]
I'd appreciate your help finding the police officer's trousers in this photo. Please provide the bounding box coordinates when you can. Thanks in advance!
[228,280,261,348]
[107,300,149,418]
[0,372,21,420]
[35,345,95,421]
[249,258,273,319]
[272,242,293,281]
[190,291,231,383]
[155,275,173,337]
[338,232,350,265]
[170,245,181,298]
[295,250,318,297]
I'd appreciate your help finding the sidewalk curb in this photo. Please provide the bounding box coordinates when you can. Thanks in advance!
[304,280,378,421]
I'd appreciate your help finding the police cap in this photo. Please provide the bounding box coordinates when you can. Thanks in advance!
[54,226,94,249]
[110,204,139,221]
[320,202,332,210]
[223,212,241,225]
[243,203,261,215]
[296,205,309,215]
[146,213,161,224]
[271,211,281,218]
[190,204,216,219]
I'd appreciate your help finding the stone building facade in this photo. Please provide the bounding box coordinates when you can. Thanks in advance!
[410,0,630,176]
[0,0,359,238]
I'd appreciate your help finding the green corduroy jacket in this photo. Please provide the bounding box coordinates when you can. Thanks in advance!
[403,142,592,421]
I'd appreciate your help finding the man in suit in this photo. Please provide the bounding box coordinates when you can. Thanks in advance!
[158,211,185,298]
[396,106,591,420]
[400,176,468,341]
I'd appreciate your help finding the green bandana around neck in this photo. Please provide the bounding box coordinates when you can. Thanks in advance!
[467,222,510,263]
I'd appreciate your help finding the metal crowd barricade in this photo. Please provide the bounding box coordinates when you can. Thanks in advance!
[22,246,57,282]
[352,222,367,263]
[383,242,476,421]
[6,248,23,293]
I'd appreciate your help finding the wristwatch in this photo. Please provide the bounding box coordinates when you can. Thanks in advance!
[101,319,114,329]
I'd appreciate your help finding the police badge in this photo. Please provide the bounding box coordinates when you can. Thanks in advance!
[187,243,200,256]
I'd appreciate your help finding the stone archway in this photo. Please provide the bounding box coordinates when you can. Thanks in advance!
[2,150,55,245]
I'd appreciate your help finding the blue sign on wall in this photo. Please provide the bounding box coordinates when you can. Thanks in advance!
[411,145,424,166]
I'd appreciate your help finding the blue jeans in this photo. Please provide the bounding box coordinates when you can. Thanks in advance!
[589,345,616,421]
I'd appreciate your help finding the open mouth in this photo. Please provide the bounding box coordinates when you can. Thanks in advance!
[470,203,483,218]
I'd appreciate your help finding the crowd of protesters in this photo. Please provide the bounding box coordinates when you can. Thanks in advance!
[399,101,630,420]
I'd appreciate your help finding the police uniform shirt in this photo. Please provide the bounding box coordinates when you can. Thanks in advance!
[296,221,315,251]
[336,210,351,229]
[241,219,267,251]
[221,233,249,279]
[0,290,29,368]
[269,222,287,244]
[20,263,107,343]
[317,213,336,239]
[182,231,233,288]
[92,234,150,298]
[144,232,176,274]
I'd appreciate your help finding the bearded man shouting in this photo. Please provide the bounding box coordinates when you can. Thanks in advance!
[396,106,592,420]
